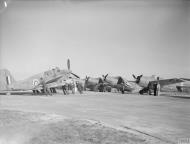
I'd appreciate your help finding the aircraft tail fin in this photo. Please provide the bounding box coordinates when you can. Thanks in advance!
[0,69,15,90]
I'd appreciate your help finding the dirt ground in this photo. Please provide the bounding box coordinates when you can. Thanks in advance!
[0,109,162,144]
[0,92,190,144]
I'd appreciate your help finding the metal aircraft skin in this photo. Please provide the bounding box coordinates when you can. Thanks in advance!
[102,74,137,94]
[132,74,185,94]
[49,72,84,89]
[176,78,190,92]
[84,76,105,91]
[0,59,79,94]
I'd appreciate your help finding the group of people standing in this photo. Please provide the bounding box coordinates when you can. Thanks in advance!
[61,81,83,95]
[40,77,83,96]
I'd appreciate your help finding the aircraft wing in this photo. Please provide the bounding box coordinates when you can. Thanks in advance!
[44,75,64,84]
[149,78,185,87]
[180,78,190,81]
[46,82,65,88]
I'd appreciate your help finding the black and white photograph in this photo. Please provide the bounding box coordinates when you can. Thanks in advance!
[0,0,190,143]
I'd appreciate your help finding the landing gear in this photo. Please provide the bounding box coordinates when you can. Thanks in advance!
[41,89,45,94]
[139,87,149,95]
[33,90,40,95]
[50,88,57,93]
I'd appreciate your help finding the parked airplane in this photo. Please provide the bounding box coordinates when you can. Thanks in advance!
[132,74,185,95]
[176,78,190,92]
[84,76,107,92]
[0,59,79,94]
[102,74,138,94]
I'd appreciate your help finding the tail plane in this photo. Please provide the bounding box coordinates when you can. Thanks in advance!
[0,69,15,90]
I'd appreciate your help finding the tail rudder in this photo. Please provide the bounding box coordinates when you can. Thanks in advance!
[0,69,15,90]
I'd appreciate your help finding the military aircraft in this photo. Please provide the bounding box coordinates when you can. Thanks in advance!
[176,78,190,92]
[132,74,185,95]
[0,59,80,95]
[102,74,139,94]
[84,76,107,92]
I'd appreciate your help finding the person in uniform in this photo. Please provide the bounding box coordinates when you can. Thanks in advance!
[147,82,152,95]
[40,77,51,96]
[62,84,67,95]
[156,77,160,96]
[71,80,76,94]
[153,82,157,96]
[76,81,83,94]
[40,77,47,95]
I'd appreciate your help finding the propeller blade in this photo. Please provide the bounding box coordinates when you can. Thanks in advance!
[132,74,136,79]
[105,74,108,78]
[102,74,108,81]
[71,72,80,78]
[67,59,70,71]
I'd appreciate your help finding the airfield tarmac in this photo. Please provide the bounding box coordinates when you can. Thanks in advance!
[0,92,190,144]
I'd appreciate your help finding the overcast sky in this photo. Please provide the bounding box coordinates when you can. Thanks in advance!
[0,0,189,80]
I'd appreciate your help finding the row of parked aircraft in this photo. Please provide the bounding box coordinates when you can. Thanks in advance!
[84,74,189,94]
[0,59,189,95]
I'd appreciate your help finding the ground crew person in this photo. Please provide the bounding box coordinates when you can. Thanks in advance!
[76,81,83,94]
[62,84,67,95]
[156,77,160,96]
[147,82,152,95]
[71,80,76,94]
[98,83,104,92]
[40,77,51,96]
[40,77,47,95]
[153,77,160,96]
[153,82,157,96]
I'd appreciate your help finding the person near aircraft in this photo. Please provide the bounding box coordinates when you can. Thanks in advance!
[98,83,104,92]
[132,74,184,95]
[62,84,67,95]
[71,80,76,94]
[50,88,56,93]
[153,77,160,96]
[40,77,51,96]
[153,82,157,96]
[53,88,56,93]
[120,81,125,94]
[0,59,81,95]
[50,88,53,93]
[40,77,47,95]
[156,77,160,96]
[76,81,83,94]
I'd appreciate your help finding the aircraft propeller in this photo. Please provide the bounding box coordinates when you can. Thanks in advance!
[85,76,90,82]
[132,74,137,79]
[66,59,80,78]
[132,74,142,84]
[71,72,80,78]
[102,74,108,81]
[67,59,70,71]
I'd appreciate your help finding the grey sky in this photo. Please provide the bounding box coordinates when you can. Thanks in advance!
[0,0,189,80]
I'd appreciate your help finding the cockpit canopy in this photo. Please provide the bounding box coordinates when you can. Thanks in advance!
[44,67,61,77]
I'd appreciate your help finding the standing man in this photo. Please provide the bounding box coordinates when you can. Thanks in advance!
[153,82,157,96]
[156,77,160,96]
[62,84,67,95]
[40,77,47,95]
[40,77,51,96]
[71,80,76,94]
[76,81,83,94]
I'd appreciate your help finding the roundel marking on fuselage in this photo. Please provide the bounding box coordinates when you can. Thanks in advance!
[33,79,40,86]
